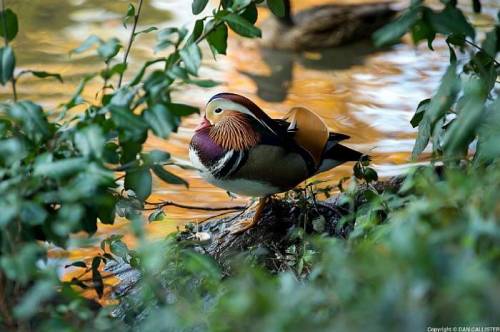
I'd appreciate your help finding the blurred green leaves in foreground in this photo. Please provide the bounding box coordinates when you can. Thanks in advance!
[113,164,500,331]
[0,0,499,331]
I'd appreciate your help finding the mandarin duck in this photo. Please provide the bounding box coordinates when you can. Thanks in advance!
[260,0,397,51]
[189,93,362,233]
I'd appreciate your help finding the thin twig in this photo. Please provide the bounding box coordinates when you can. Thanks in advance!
[1,0,17,101]
[464,39,500,67]
[117,0,144,88]
[143,200,246,211]
[197,209,240,224]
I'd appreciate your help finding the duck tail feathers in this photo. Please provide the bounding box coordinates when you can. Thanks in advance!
[317,139,364,173]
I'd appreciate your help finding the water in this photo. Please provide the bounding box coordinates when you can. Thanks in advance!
[2,0,498,293]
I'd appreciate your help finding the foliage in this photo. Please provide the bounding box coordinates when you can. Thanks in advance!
[374,0,500,163]
[111,164,500,332]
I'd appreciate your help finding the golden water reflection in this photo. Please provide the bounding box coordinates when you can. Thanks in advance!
[2,0,498,285]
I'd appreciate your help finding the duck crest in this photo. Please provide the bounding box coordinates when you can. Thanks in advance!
[209,92,281,135]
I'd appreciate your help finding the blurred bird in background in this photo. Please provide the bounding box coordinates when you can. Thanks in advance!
[189,93,363,233]
[260,0,397,51]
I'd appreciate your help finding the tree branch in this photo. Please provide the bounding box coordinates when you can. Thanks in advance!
[117,0,144,88]
[143,200,246,212]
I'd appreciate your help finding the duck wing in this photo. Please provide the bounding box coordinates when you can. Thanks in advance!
[280,107,330,166]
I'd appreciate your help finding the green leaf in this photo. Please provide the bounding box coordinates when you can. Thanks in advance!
[143,104,179,138]
[411,16,435,49]
[63,74,96,110]
[428,4,475,39]
[412,64,460,158]
[101,63,127,80]
[192,0,209,14]
[188,79,220,87]
[446,33,466,47]
[123,3,135,28]
[95,193,116,225]
[364,167,378,183]
[143,150,171,166]
[353,161,363,179]
[0,8,18,42]
[410,98,430,128]
[20,202,47,226]
[74,125,105,159]
[155,27,179,51]
[97,38,122,62]
[152,165,188,187]
[0,138,27,166]
[91,257,104,298]
[476,98,500,162]
[373,7,420,47]
[8,101,50,142]
[134,27,158,37]
[232,0,252,10]
[104,142,120,164]
[241,3,258,24]
[222,0,233,8]
[28,70,63,83]
[70,35,101,55]
[34,157,87,178]
[110,240,129,260]
[14,279,55,319]
[223,13,262,38]
[179,43,202,75]
[442,79,486,158]
[481,26,499,58]
[125,168,152,201]
[207,23,228,55]
[169,103,200,116]
[0,46,15,85]
[129,59,165,86]
[148,209,165,222]
[110,105,149,141]
[65,261,87,269]
[312,215,326,233]
[188,19,205,44]
[267,0,286,18]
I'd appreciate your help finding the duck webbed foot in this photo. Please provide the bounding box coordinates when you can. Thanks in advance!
[229,196,269,234]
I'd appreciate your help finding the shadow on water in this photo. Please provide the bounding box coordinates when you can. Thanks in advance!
[240,41,387,102]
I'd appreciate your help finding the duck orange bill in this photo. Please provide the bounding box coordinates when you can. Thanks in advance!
[195,116,211,131]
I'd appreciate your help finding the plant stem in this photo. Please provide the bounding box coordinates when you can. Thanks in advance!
[143,200,246,211]
[117,0,144,88]
[1,0,17,101]
[464,39,500,67]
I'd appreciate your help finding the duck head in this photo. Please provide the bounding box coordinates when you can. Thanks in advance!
[194,93,279,151]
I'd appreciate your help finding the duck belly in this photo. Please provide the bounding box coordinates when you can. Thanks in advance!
[209,177,281,197]
[227,145,309,196]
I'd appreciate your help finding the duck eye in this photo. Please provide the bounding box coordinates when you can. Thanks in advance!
[214,108,223,114]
